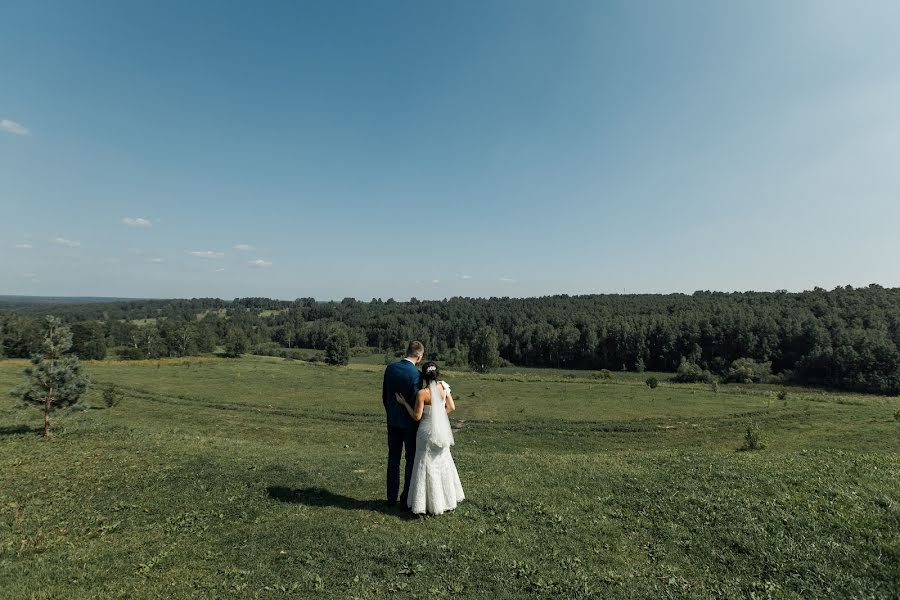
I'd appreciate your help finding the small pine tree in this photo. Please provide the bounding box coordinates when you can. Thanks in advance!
[740,420,765,451]
[10,316,90,437]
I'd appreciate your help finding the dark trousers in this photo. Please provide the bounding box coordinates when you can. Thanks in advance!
[386,426,417,504]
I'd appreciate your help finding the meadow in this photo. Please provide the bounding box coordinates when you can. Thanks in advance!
[1,355,898,599]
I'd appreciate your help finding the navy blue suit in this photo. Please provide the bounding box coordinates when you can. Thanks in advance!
[383,359,420,504]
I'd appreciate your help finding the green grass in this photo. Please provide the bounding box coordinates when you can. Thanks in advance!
[1,356,898,599]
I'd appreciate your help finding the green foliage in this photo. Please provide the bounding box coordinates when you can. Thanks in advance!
[324,327,351,366]
[724,358,773,384]
[635,356,646,373]
[778,390,788,402]
[470,326,501,373]
[711,381,720,394]
[894,409,900,422]
[103,384,122,408]
[70,321,107,360]
[224,328,249,358]
[645,376,658,389]
[739,420,765,451]
[9,316,90,436]
[671,358,715,384]
[594,369,614,381]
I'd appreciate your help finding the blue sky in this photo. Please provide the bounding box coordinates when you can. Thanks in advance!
[2,0,899,300]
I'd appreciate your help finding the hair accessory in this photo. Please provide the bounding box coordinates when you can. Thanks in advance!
[426,365,437,373]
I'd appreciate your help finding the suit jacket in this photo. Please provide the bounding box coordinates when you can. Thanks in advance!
[383,359,421,429]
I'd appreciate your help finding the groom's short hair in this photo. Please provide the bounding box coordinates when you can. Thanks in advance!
[406,340,424,357]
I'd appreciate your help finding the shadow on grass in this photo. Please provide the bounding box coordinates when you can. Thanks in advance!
[0,424,42,436]
[267,486,413,518]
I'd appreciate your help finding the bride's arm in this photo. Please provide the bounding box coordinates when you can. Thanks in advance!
[395,390,427,421]
[441,381,456,413]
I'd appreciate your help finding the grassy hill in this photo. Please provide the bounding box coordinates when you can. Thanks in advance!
[1,356,898,598]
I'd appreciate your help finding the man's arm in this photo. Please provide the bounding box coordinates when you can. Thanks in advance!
[382,367,390,409]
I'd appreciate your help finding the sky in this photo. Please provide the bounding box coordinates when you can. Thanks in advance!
[2,0,900,300]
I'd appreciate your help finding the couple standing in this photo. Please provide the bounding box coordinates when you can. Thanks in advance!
[382,340,465,515]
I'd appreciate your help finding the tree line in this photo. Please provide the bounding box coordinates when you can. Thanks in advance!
[2,285,899,395]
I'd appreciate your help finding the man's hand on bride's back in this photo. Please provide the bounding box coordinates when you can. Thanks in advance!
[395,392,406,405]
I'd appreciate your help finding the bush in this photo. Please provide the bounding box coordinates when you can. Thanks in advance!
[739,420,765,451]
[777,390,788,402]
[724,358,773,384]
[711,381,720,394]
[671,358,715,384]
[103,385,122,408]
[593,369,614,381]
[645,377,658,389]
[635,357,646,373]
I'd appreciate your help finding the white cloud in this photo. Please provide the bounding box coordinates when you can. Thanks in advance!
[432,279,440,284]
[499,276,516,283]
[190,251,224,259]
[14,243,32,249]
[122,217,152,228]
[23,272,36,278]
[234,244,255,251]
[30,279,40,284]
[0,119,29,136]
[215,268,226,272]
[248,259,272,268]
[148,258,165,263]
[460,274,472,280]
[52,237,81,247]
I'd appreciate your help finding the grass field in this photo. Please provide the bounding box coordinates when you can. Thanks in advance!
[1,355,898,599]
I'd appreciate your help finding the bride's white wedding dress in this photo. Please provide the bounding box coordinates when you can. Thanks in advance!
[407,381,465,515]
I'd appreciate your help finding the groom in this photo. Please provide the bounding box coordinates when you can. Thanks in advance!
[382,340,424,508]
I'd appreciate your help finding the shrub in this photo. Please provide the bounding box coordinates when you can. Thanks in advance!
[739,420,765,451]
[711,381,720,394]
[645,377,658,389]
[103,385,122,408]
[635,357,646,373]
[777,390,788,402]
[724,358,773,384]
[671,358,715,384]
[592,369,614,381]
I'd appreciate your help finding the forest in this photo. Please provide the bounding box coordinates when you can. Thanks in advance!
[2,285,899,395]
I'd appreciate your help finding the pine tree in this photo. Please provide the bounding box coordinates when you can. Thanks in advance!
[10,317,90,437]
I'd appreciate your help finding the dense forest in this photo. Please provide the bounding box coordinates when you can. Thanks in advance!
[2,286,900,395]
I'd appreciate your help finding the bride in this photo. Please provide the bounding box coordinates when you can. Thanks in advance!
[395,361,465,515]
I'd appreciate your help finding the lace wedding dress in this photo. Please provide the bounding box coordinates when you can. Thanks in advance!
[407,381,465,515]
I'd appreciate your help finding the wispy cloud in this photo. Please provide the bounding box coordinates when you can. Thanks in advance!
[234,244,255,251]
[248,259,272,268]
[23,273,36,278]
[148,258,165,263]
[460,274,472,280]
[499,276,516,283]
[0,119,29,136]
[432,279,440,284]
[191,251,224,259]
[122,217,152,228]
[215,267,226,272]
[51,237,81,247]
[14,243,33,249]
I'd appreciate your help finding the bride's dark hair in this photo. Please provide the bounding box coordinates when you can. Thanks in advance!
[420,361,440,386]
